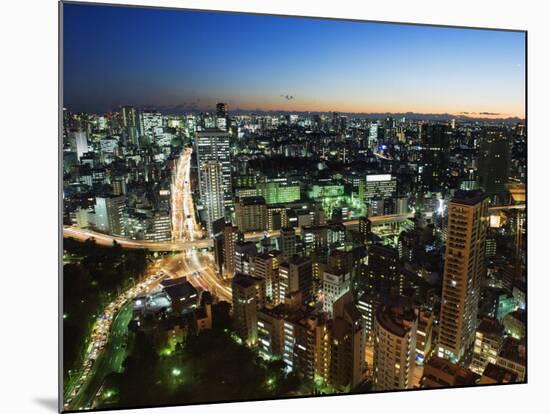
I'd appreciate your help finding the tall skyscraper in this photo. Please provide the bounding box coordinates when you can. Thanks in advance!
[199,161,225,236]
[420,124,451,193]
[477,128,512,204]
[121,106,139,145]
[195,129,232,213]
[358,216,371,245]
[222,224,240,277]
[437,190,489,364]
[216,102,228,118]
[72,130,88,160]
[121,105,138,128]
[329,292,366,391]
[368,122,379,150]
[232,273,261,347]
[373,297,417,391]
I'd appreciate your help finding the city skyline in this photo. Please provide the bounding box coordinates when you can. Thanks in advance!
[63,3,525,118]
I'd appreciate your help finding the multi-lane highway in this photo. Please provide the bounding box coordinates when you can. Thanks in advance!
[171,147,203,242]
[169,147,231,301]
[63,226,212,250]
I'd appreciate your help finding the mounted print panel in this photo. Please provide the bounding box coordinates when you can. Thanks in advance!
[60,2,527,412]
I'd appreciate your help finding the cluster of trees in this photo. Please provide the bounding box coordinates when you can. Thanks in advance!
[99,302,306,410]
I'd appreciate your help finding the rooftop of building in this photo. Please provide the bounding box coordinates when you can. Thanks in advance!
[482,363,518,383]
[498,336,527,366]
[238,196,266,205]
[258,303,322,326]
[424,356,477,386]
[368,243,399,257]
[477,317,504,337]
[196,128,229,135]
[343,301,362,322]
[163,280,198,302]
[281,255,312,267]
[232,272,261,290]
[451,189,487,206]
[499,337,527,365]
[375,296,416,338]
[505,308,527,324]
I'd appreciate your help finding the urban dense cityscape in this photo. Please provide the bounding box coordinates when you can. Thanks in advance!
[62,4,526,413]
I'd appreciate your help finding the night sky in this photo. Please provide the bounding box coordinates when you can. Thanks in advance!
[63,3,525,118]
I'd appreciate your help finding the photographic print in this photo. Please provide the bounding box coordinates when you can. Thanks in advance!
[60,2,527,412]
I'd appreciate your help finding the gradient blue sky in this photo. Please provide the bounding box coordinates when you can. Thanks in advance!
[63,3,526,118]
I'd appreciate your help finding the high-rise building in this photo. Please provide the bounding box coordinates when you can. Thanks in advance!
[420,124,451,193]
[416,309,434,364]
[253,251,281,305]
[216,109,228,130]
[121,106,139,145]
[140,110,163,142]
[235,241,258,276]
[322,268,351,316]
[356,292,381,343]
[195,129,232,208]
[235,196,267,232]
[279,227,297,259]
[72,130,88,160]
[212,217,226,274]
[257,305,287,360]
[477,128,512,204]
[148,212,172,242]
[358,244,399,299]
[358,216,371,245]
[363,174,397,216]
[91,196,126,236]
[222,224,240,277]
[121,105,138,128]
[373,297,417,391]
[267,205,288,231]
[198,161,225,236]
[329,292,366,391]
[216,102,228,118]
[437,190,489,364]
[232,273,262,347]
[368,122,379,150]
[471,317,504,375]
[302,225,328,254]
[278,257,313,306]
